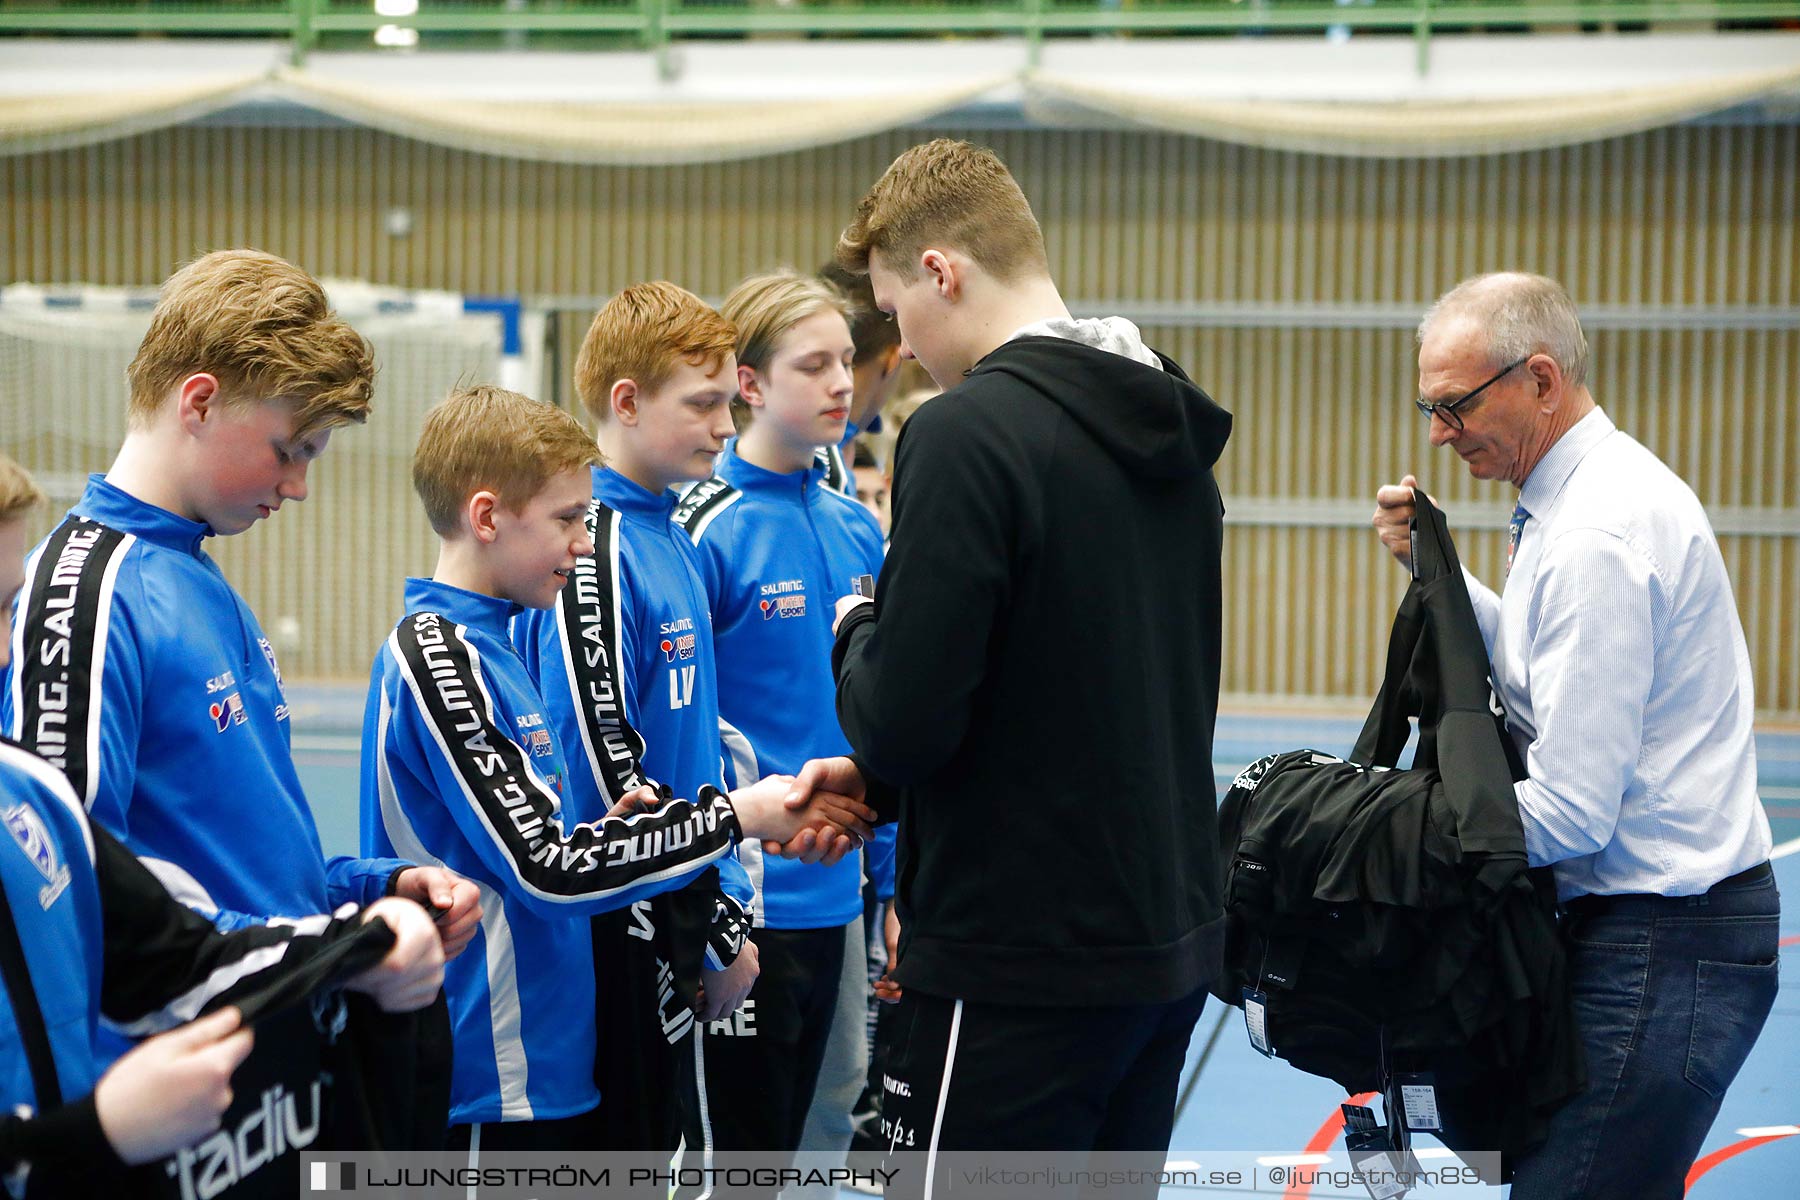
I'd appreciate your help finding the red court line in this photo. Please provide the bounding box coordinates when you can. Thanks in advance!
[1780,934,1800,948]
[1684,1126,1798,1194]
[1281,1098,1798,1197]
[1283,1092,1378,1200]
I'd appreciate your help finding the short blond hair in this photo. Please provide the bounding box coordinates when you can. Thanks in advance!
[412,384,601,537]
[127,249,375,443]
[725,271,855,375]
[836,139,1048,283]
[573,282,736,422]
[722,270,855,427]
[0,454,45,525]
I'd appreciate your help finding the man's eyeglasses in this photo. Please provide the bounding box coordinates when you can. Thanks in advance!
[1415,356,1528,432]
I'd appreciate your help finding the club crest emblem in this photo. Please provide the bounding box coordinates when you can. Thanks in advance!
[258,636,286,692]
[3,802,72,910]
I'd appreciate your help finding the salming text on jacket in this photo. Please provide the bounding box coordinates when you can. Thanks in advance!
[363,577,749,1125]
[3,476,407,930]
[513,465,753,923]
[0,737,395,1196]
[677,446,894,929]
[833,333,1234,1006]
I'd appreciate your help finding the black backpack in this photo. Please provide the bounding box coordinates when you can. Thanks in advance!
[1213,491,1582,1181]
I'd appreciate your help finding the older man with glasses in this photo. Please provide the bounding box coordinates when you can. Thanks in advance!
[1371,272,1777,1199]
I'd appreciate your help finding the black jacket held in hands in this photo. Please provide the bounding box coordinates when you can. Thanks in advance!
[1214,492,1582,1180]
[833,335,1233,1008]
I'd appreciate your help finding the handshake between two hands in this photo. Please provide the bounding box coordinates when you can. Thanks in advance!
[92,760,879,1168]
[604,757,889,1019]
[600,755,875,868]
[751,755,903,1005]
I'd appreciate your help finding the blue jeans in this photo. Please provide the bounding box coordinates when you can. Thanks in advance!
[1507,864,1780,1200]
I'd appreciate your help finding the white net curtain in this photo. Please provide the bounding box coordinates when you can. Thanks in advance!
[5,61,1800,162]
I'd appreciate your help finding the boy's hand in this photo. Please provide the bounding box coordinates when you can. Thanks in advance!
[94,1006,255,1165]
[768,825,859,867]
[348,897,446,1013]
[393,866,483,961]
[762,756,871,865]
[784,756,868,807]
[696,938,760,1023]
[874,901,903,1004]
[730,773,874,852]
[603,784,663,820]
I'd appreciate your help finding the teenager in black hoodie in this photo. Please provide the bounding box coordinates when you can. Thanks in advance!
[775,140,1232,1176]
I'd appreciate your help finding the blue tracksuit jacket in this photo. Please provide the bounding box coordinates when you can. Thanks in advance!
[0,739,107,1131]
[363,577,747,1125]
[678,447,894,927]
[1,737,395,1189]
[3,476,405,930]
[513,466,752,919]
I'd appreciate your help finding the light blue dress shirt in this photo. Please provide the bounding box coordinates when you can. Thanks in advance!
[1463,408,1772,900]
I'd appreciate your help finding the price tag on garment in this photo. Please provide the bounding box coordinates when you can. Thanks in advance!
[1396,1075,1442,1132]
[1351,1152,1411,1200]
[1343,1102,1417,1199]
[1241,987,1273,1056]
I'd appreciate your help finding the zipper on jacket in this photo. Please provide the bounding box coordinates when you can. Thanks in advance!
[798,475,838,599]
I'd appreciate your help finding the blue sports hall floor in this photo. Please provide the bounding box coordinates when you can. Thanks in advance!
[291,692,1799,1198]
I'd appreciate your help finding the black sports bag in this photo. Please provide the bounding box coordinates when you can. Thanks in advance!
[1214,491,1581,1179]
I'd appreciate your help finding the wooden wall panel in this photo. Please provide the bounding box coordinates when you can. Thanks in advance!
[4,121,1795,713]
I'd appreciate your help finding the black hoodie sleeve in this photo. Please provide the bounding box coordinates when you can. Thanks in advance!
[833,394,1023,786]
[842,752,901,825]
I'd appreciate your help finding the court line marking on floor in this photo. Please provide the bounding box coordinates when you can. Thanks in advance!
[1282,1093,1377,1200]
[1685,1124,1798,1195]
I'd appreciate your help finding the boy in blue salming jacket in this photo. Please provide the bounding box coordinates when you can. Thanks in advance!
[672,272,892,1169]
[366,385,871,1153]
[2,249,478,943]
